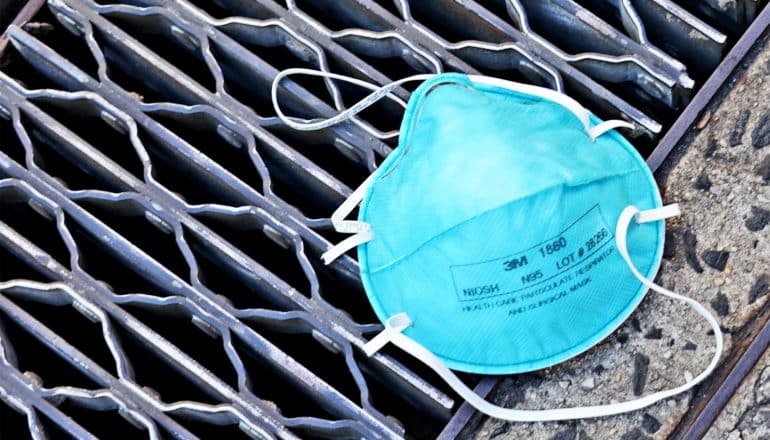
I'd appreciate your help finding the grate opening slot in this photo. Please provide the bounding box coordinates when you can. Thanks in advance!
[228,334,343,420]
[312,260,379,326]
[185,234,287,311]
[177,0,239,20]
[391,0,504,42]
[593,77,676,124]
[517,1,628,56]
[70,202,191,281]
[3,296,120,379]
[65,211,170,298]
[188,212,313,299]
[119,302,241,391]
[671,0,747,34]
[29,5,101,81]
[0,111,28,166]
[251,144,344,219]
[0,242,52,284]
[330,32,439,81]
[264,125,372,189]
[359,349,449,439]
[87,24,201,105]
[181,223,306,311]
[292,0,392,33]
[99,10,218,93]
[110,323,221,406]
[0,197,70,270]
[0,0,27,30]
[207,29,336,111]
[143,111,266,197]
[0,398,32,440]
[140,130,249,206]
[185,0,278,21]
[240,321,367,415]
[38,409,85,440]
[0,45,63,94]
[86,28,167,103]
[16,107,127,193]
[28,99,146,181]
[0,305,101,391]
[24,126,122,194]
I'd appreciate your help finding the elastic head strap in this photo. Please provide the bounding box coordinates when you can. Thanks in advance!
[320,174,376,265]
[363,204,723,422]
[271,68,433,139]
[272,69,633,141]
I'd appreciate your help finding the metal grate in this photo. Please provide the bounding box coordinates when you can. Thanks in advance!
[0,0,766,438]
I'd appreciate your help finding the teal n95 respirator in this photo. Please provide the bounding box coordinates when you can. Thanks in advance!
[272,70,722,422]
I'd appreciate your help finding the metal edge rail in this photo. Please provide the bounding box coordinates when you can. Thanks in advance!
[671,8,770,440]
[648,2,770,170]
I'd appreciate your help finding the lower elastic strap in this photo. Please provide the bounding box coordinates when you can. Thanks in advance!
[321,230,373,265]
[363,204,723,422]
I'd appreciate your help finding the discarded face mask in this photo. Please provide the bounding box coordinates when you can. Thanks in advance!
[272,69,722,422]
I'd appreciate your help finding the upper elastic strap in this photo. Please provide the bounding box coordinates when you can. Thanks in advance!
[363,204,723,422]
[272,68,433,139]
[272,69,633,141]
[320,174,376,265]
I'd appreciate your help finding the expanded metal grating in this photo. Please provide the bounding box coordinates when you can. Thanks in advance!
[0,0,767,439]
